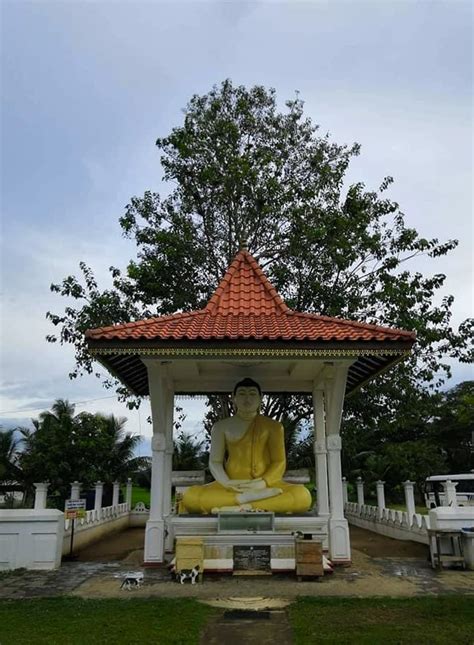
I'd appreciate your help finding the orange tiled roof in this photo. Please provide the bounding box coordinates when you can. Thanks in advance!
[86,250,415,343]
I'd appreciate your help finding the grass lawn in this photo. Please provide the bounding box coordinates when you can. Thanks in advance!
[359,499,429,515]
[0,597,216,645]
[288,596,474,644]
[123,485,151,507]
[386,503,428,515]
[1,595,472,644]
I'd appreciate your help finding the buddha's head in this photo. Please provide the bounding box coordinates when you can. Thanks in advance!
[233,378,262,417]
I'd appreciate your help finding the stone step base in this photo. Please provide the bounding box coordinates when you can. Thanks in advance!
[167,516,329,571]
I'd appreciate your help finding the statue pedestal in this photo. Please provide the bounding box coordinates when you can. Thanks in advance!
[167,514,329,572]
[144,519,165,565]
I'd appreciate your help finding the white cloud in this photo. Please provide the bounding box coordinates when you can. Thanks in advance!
[1,0,472,435]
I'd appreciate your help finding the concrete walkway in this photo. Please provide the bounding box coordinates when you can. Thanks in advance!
[200,609,294,645]
[0,526,472,601]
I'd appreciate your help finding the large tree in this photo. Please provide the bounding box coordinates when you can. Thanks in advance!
[46,80,473,444]
[430,380,474,474]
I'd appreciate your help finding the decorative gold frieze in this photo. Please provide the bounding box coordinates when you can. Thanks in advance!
[89,347,410,359]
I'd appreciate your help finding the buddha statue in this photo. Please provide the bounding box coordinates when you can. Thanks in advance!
[181,378,312,514]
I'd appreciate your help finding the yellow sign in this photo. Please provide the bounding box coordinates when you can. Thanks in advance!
[65,499,87,519]
[65,508,86,520]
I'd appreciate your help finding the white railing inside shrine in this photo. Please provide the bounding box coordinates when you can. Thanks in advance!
[64,502,130,532]
[344,501,430,544]
[341,477,474,544]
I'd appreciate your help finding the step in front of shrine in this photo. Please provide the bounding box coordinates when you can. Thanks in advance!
[167,514,328,572]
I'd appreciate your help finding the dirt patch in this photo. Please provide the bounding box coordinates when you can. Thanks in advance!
[200,609,293,645]
[349,525,428,559]
[75,525,427,563]
[76,528,145,561]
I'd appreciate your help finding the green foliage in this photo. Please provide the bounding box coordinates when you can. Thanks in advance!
[430,380,474,473]
[342,380,473,500]
[18,399,145,506]
[172,431,207,471]
[135,432,207,492]
[0,597,216,644]
[46,80,472,433]
[0,428,24,483]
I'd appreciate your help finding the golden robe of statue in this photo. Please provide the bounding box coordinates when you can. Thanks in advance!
[181,380,312,514]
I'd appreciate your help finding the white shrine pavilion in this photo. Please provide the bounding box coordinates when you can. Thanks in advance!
[86,249,415,565]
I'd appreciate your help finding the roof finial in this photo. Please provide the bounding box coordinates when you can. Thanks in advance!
[239,237,248,251]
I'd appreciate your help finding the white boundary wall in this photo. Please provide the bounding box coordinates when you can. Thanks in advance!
[0,509,64,570]
[345,502,430,545]
[0,501,150,570]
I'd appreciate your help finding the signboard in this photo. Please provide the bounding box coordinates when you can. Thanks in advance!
[233,545,271,572]
[65,499,87,519]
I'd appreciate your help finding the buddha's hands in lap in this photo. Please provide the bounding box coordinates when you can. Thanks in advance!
[226,478,266,493]
[223,477,282,503]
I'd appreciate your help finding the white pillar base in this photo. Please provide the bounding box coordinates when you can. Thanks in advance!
[144,519,165,564]
[328,517,351,564]
[164,516,174,552]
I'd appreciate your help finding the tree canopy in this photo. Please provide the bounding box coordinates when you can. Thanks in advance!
[46,80,473,457]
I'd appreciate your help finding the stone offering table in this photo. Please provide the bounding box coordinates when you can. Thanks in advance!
[170,512,328,572]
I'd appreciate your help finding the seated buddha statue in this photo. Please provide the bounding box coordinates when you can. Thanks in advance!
[180,378,312,514]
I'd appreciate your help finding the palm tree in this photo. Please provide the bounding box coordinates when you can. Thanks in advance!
[17,400,146,507]
[0,428,23,481]
[0,427,28,506]
[93,413,146,481]
[173,432,206,470]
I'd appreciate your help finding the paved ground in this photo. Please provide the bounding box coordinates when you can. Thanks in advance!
[0,526,472,601]
[200,608,293,645]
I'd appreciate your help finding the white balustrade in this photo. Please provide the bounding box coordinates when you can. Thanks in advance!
[342,477,348,506]
[376,480,386,518]
[343,479,432,545]
[70,481,81,501]
[34,482,49,510]
[126,478,133,509]
[443,480,458,507]
[356,477,365,506]
[94,481,104,510]
[112,481,120,508]
[403,480,416,524]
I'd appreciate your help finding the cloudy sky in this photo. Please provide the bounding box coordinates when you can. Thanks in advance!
[1,0,472,451]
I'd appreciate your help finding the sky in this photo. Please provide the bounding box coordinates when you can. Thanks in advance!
[1,0,472,453]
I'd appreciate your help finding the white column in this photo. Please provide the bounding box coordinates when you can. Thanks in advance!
[313,387,329,516]
[70,481,81,501]
[342,477,348,506]
[443,480,458,507]
[34,482,49,510]
[125,478,133,509]
[356,477,365,507]
[404,480,416,523]
[163,386,175,517]
[144,362,174,564]
[163,388,175,552]
[112,481,120,507]
[325,363,351,564]
[94,481,104,511]
[376,480,386,518]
